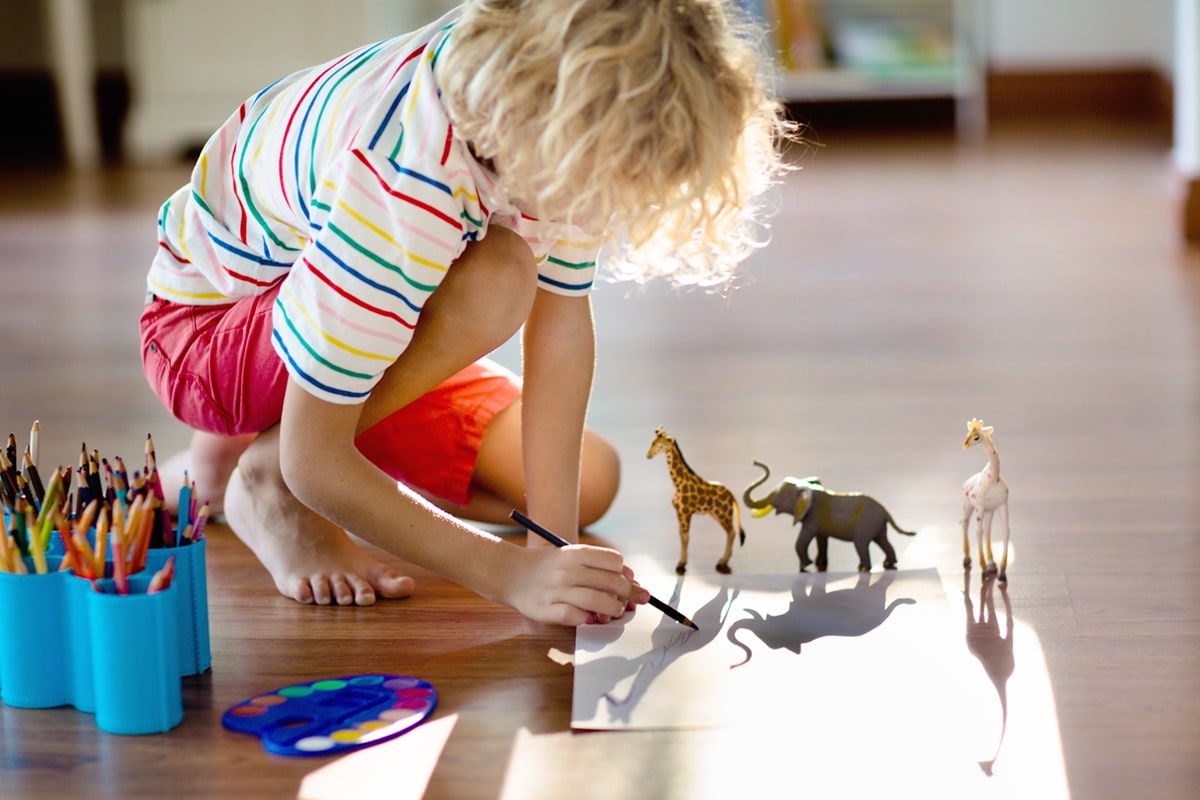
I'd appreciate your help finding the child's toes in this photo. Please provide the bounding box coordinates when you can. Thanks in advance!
[330,576,358,606]
[309,577,335,605]
[281,575,315,605]
[373,570,415,599]
[346,575,376,606]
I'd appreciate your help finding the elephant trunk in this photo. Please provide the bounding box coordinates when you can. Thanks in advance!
[726,619,754,669]
[743,461,774,512]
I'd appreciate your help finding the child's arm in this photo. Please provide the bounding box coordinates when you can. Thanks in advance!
[519,288,596,544]
[278,378,633,626]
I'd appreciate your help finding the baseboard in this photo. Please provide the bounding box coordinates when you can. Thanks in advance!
[987,66,1173,131]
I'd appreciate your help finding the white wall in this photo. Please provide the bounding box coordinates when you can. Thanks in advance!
[987,0,1175,73]
[1177,0,1200,175]
[367,0,457,34]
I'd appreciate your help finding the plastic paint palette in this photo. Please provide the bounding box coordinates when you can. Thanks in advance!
[221,674,437,756]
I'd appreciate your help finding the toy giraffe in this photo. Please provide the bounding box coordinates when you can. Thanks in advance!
[647,426,745,574]
[962,418,1011,582]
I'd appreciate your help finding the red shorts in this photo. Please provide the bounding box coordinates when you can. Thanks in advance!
[139,287,520,506]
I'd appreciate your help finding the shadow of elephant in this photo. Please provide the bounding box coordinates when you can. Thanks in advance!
[727,571,915,668]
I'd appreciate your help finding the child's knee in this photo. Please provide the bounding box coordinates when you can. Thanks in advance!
[580,433,620,527]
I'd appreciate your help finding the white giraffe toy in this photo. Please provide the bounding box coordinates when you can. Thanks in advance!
[962,418,1011,582]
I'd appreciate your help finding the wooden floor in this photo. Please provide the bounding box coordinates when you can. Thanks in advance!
[1,117,1199,799]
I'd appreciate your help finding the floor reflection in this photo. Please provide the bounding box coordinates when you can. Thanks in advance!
[963,568,1015,776]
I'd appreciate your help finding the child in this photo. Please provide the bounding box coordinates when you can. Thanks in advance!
[139,0,793,624]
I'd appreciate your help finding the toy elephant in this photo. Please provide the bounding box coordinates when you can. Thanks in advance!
[742,461,917,572]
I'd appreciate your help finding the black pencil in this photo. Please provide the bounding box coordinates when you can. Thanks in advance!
[509,510,699,631]
[23,450,44,505]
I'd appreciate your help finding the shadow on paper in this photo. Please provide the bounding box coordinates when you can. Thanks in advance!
[573,570,937,730]
[574,577,738,724]
[727,570,915,668]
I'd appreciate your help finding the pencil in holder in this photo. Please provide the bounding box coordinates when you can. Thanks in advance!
[88,574,183,735]
[0,557,72,708]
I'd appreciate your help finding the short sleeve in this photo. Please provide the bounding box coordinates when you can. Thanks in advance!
[272,147,468,403]
[535,225,601,296]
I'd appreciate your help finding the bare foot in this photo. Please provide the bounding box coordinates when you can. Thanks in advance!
[224,463,415,606]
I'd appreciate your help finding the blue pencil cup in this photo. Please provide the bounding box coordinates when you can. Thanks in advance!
[1,523,207,732]
[88,575,183,735]
[0,558,72,708]
[145,539,211,676]
[65,568,98,713]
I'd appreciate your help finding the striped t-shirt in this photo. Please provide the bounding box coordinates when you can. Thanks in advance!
[147,7,600,404]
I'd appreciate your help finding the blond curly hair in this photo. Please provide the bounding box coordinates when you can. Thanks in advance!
[439,0,796,287]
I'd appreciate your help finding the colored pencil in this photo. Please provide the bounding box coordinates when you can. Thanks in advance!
[191,501,210,542]
[94,505,109,574]
[509,510,699,631]
[14,473,32,510]
[101,458,116,508]
[11,496,28,556]
[59,465,72,514]
[22,449,44,505]
[0,516,11,572]
[110,522,128,595]
[147,555,175,594]
[145,433,157,475]
[0,449,18,507]
[178,475,191,528]
[25,505,47,574]
[87,450,104,509]
[112,456,129,509]
[28,420,39,467]
[36,467,61,528]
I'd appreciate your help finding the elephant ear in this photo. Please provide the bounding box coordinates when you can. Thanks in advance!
[794,487,813,520]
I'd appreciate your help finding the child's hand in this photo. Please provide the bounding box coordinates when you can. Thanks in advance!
[510,545,648,627]
[588,566,650,625]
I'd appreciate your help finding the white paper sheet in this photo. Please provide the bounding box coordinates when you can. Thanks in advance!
[573,567,968,732]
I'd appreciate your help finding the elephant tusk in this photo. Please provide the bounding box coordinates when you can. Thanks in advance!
[752,505,773,519]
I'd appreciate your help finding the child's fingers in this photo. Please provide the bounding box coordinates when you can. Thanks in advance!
[561,585,628,620]
[624,581,650,611]
[562,545,633,598]
[520,544,640,625]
